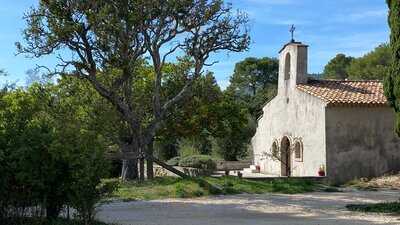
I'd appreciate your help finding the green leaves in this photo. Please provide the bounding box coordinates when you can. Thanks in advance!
[323,44,391,80]
[323,54,354,79]
[347,44,391,80]
[227,57,278,119]
[384,1,400,136]
[0,82,111,219]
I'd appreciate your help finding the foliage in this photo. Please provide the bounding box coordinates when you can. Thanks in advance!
[2,217,115,225]
[18,0,250,181]
[385,0,400,136]
[213,94,256,161]
[178,155,217,171]
[177,138,201,157]
[323,44,390,81]
[346,202,400,214]
[166,157,181,166]
[347,44,391,80]
[227,57,278,118]
[69,169,118,223]
[217,57,277,161]
[156,72,223,159]
[0,84,112,222]
[322,54,354,79]
[105,176,316,201]
[229,57,278,95]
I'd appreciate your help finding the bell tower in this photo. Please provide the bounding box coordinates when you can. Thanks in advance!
[277,41,308,96]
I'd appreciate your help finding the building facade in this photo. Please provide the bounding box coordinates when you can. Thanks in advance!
[251,41,400,184]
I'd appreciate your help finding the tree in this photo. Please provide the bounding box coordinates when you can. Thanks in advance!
[18,0,250,180]
[156,67,223,159]
[384,0,400,135]
[213,93,254,161]
[347,44,391,80]
[322,54,354,79]
[0,84,111,220]
[229,57,278,96]
[227,57,278,118]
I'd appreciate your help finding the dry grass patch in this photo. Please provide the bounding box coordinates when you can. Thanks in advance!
[346,173,400,190]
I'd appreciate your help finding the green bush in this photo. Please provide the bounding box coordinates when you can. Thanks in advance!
[69,153,117,223]
[0,84,111,223]
[177,138,200,157]
[2,217,114,225]
[167,156,180,166]
[178,155,217,171]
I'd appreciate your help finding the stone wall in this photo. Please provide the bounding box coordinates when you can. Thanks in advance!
[325,106,400,184]
[153,165,212,177]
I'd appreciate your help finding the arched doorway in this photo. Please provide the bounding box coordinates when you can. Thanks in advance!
[280,136,291,176]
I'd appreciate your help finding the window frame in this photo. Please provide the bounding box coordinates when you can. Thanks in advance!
[293,141,303,162]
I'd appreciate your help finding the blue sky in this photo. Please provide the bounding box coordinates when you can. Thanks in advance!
[0,0,389,89]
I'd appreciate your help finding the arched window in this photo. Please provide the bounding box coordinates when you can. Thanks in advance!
[284,53,291,80]
[294,141,303,162]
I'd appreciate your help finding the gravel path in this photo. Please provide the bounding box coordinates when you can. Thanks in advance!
[98,189,400,225]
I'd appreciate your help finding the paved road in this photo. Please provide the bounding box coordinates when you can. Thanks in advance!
[98,189,400,225]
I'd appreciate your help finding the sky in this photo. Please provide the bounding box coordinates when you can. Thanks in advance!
[0,0,389,89]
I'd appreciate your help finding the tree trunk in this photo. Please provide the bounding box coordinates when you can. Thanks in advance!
[139,156,145,181]
[121,159,138,181]
[146,140,154,179]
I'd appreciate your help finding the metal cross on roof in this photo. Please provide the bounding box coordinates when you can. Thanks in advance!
[290,24,296,42]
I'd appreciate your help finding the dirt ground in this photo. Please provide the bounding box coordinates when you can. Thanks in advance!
[97,189,400,225]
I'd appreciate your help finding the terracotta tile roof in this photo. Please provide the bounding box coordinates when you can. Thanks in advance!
[297,79,388,106]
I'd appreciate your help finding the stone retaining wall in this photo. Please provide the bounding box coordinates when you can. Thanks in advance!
[153,165,211,177]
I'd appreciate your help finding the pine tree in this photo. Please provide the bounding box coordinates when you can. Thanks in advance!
[384,0,400,135]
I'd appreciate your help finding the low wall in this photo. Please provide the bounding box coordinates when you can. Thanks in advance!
[216,160,252,171]
[242,176,327,183]
[153,165,212,177]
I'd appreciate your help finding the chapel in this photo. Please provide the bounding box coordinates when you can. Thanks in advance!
[251,40,400,184]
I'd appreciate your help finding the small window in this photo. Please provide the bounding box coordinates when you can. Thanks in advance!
[294,141,303,161]
[284,53,291,80]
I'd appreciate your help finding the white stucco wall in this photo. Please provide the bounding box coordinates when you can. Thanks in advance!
[252,42,327,177]
[252,89,326,176]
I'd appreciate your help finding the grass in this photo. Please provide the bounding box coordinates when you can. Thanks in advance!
[2,217,115,225]
[346,201,400,214]
[103,176,316,201]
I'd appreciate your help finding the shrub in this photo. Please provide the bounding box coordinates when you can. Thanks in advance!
[178,155,217,171]
[0,84,111,223]
[177,138,200,157]
[69,149,116,224]
[167,156,180,166]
